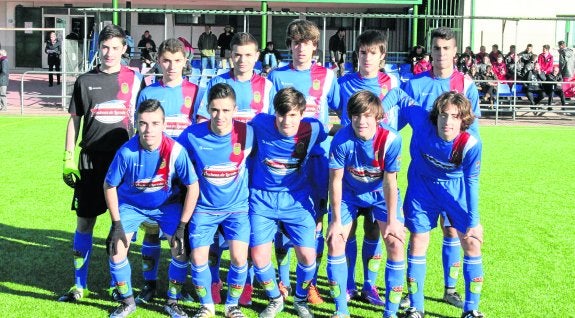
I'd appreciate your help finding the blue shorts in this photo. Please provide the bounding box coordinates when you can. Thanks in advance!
[404,175,470,234]
[249,188,316,248]
[119,202,181,236]
[328,189,404,226]
[189,212,250,249]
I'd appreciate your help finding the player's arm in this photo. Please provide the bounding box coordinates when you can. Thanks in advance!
[382,170,404,244]
[182,181,199,224]
[62,115,81,187]
[103,181,128,255]
[462,140,483,243]
[327,167,345,242]
[104,182,121,222]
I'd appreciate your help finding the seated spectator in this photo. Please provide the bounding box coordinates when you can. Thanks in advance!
[491,54,507,81]
[538,44,554,75]
[138,30,156,60]
[140,42,157,68]
[468,65,483,93]
[476,55,491,76]
[464,46,475,62]
[413,52,431,75]
[480,65,498,105]
[457,53,473,74]
[544,65,566,108]
[475,45,487,64]
[519,44,535,68]
[260,41,282,69]
[523,61,547,106]
[488,44,503,64]
[408,45,425,72]
[505,45,520,80]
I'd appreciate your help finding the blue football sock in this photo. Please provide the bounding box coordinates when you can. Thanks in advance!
[407,255,426,312]
[110,258,133,298]
[313,230,324,285]
[226,262,248,305]
[442,236,461,288]
[73,231,92,289]
[141,239,161,282]
[345,236,358,291]
[384,259,405,317]
[191,262,213,304]
[362,237,382,290]
[295,261,316,299]
[167,258,188,300]
[327,254,349,315]
[275,231,292,287]
[463,255,483,312]
[254,262,281,299]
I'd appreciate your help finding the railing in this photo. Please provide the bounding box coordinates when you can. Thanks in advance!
[19,70,84,115]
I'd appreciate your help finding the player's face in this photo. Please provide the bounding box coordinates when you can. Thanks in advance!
[431,37,457,72]
[358,45,385,77]
[159,51,186,83]
[351,110,378,141]
[232,43,259,77]
[99,37,126,72]
[138,109,166,150]
[291,40,317,68]
[209,97,236,135]
[275,109,303,137]
[437,103,462,142]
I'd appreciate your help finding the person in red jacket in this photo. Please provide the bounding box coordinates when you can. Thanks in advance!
[538,44,554,75]
[491,54,507,82]
[413,53,431,75]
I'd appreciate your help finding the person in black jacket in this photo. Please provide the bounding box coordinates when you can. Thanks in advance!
[260,41,282,69]
[523,61,547,106]
[544,65,566,108]
[218,25,234,68]
[45,31,61,87]
[329,27,346,76]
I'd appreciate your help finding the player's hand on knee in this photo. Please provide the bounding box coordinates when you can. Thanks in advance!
[171,221,187,256]
[464,224,484,244]
[327,221,346,243]
[383,220,406,245]
[106,220,128,256]
[62,150,80,188]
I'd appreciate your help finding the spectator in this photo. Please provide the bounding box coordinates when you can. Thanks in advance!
[140,42,157,68]
[538,44,554,75]
[137,30,156,61]
[457,53,474,74]
[480,65,498,105]
[329,27,347,76]
[464,46,475,61]
[260,41,282,69]
[218,25,234,69]
[558,40,575,98]
[468,64,483,93]
[475,45,487,64]
[45,31,61,87]
[408,45,426,72]
[544,65,566,108]
[491,54,507,81]
[488,44,502,64]
[504,45,520,81]
[0,49,8,111]
[476,55,491,76]
[523,61,547,106]
[197,25,218,70]
[519,44,536,68]
[413,52,431,75]
[124,30,135,58]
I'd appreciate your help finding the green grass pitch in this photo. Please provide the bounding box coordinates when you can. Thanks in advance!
[0,116,573,317]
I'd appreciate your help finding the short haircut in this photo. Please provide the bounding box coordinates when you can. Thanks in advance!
[230,32,259,50]
[356,30,387,54]
[137,99,165,119]
[430,26,456,42]
[98,24,126,46]
[347,90,384,121]
[266,41,274,47]
[157,38,186,57]
[273,87,306,116]
[558,40,566,46]
[527,43,533,48]
[492,44,498,48]
[510,45,516,49]
[429,91,475,131]
[285,19,320,47]
[543,44,550,50]
[207,83,236,108]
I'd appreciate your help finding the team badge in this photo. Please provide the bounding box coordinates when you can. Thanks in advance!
[470,277,483,294]
[184,96,192,108]
[368,255,382,272]
[312,79,320,90]
[381,85,388,96]
[121,82,129,94]
[389,286,404,304]
[229,284,243,298]
[159,159,166,169]
[233,143,241,155]
[195,285,207,297]
[301,280,311,291]
[73,252,84,270]
[262,280,276,291]
[117,282,129,295]
[295,141,306,155]
[253,91,261,103]
[329,281,340,298]
[407,278,418,294]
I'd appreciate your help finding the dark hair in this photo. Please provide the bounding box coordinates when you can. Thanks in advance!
[347,90,384,121]
[207,83,236,108]
[99,24,126,46]
[230,32,259,50]
[137,99,165,119]
[429,91,475,131]
[430,26,456,41]
[543,44,550,50]
[157,38,186,57]
[285,19,320,47]
[337,27,346,33]
[273,87,306,116]
[558,40,566,46]
[356,30,387,55]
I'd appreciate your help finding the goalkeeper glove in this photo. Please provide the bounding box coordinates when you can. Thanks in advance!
[170,221,188,256]
[106,221,128,256]
[63,150,80,188]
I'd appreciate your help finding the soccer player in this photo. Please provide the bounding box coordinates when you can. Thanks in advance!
[397,91,484,318]
[337,29,399,305]
[178,83,253,318]
[133,38,199,304]
[249,87,326,318]
[267,19,340,304]
[104,100,199,318]
[401,26,481,310]
[59,24,144,303]
[327,90,405,318]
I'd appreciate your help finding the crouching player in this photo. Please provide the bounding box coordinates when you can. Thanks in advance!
[104,99,199,318]
[326,90,405,318]
[398,91,484,318]
[249,87,326,318]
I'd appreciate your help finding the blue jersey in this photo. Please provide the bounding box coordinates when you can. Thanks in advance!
[267,63,340,127]
[329,124,401,194]
[400,103,482,226]
[249,113,327,192]
[105,134,197,210]
[196,71,275,122]
[137,79,199,138]
[178,121,254,213]
[401,69,480,133]
[338,71,399,128]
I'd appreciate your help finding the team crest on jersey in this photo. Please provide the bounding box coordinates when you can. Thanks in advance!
[184,96,192,108]
[203,162,240,186]
[253,91,261,103]
[312,79,321,90]
[233,143,242,155]
[381,85,388,96]
[121,82,129,94]
[159,159,166,169]
[295,141,306,155]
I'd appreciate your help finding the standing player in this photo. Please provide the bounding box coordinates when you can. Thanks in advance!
[337,30,400,305]
[178,83,253,318]
[58,24,143,303]
[104,100,199,318]
[249,87,326,318]
[327,90,405,318]
[401,26,481,310]
[397,91,484,318]
[267,19,340,304]
[133,37,199,304]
